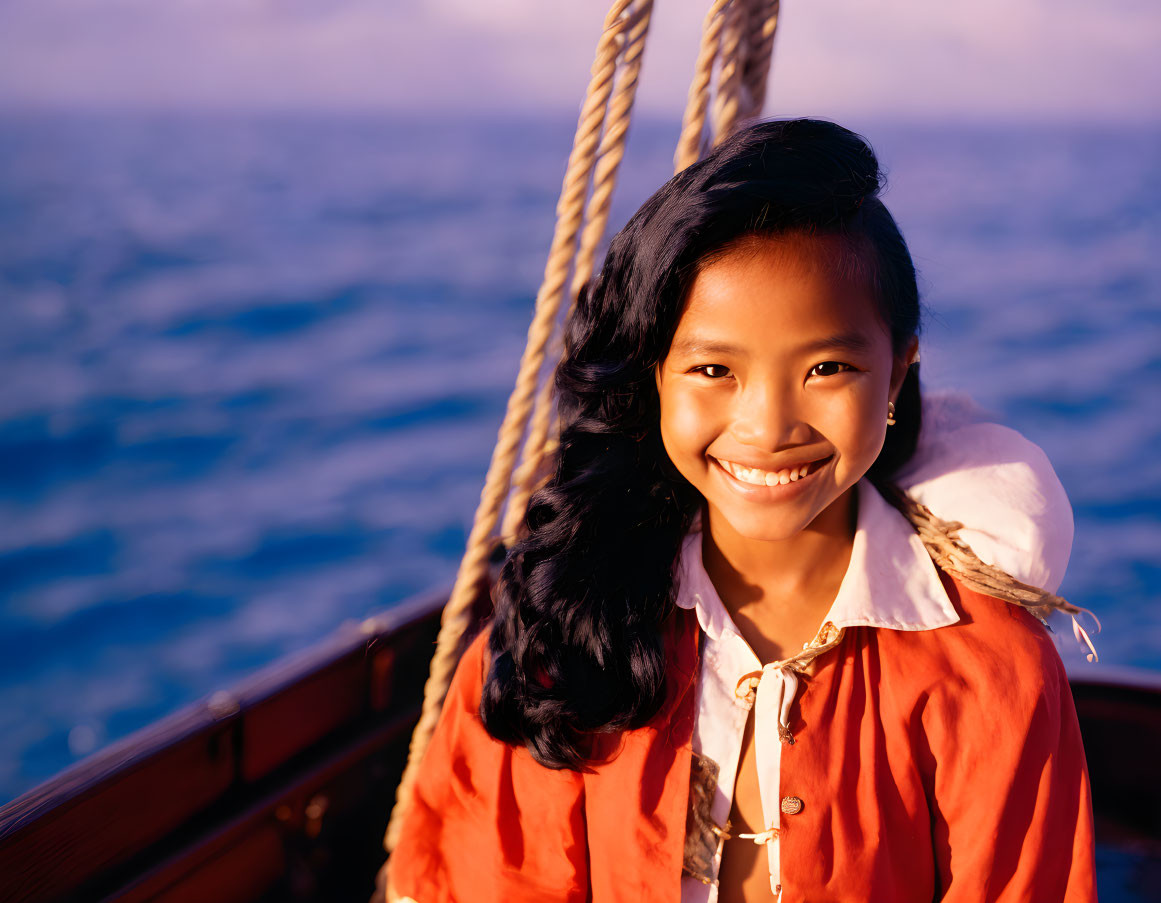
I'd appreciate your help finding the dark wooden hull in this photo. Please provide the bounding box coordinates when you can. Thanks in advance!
[2,588,1159,903]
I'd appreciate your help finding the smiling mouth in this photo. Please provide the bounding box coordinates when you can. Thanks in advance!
[712,455,831,488]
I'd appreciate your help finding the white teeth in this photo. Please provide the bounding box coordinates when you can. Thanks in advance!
[720,460,766,485]
[720,458,818,486]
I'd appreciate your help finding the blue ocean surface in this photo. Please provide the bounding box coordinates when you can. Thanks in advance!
[0,111,1158,820]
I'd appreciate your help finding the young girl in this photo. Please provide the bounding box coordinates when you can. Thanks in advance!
[385,118,1097,902]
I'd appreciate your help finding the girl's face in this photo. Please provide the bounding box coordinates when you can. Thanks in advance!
[655,232,915,544]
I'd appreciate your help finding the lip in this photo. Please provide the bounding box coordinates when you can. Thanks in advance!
[710,454,832,497]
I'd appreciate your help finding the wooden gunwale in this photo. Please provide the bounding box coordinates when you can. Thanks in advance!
[1,586,1158,903]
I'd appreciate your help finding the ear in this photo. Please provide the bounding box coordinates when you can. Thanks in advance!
[889,336,919,403]
[654,361,664,394]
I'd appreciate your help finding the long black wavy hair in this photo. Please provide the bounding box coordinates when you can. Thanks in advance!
[481,118,923,769]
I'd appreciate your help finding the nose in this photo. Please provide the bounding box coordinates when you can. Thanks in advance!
[730,380,808,450]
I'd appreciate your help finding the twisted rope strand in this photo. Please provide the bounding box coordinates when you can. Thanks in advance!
[738,0,779,120]
[382,0,638,855]
[510,0,776,545]
[675,0,732,173]
[572,0,654,303]
[882,485,1101,662]
[710,0,746,144]
[502,0,655,544]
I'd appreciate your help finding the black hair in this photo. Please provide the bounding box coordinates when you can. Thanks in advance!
[481,117,923,769]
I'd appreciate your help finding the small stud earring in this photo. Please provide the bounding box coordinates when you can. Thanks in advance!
[886,402,897,426]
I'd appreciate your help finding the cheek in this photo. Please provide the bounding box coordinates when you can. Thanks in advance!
[659,387,718,458]
[813,381,888,463]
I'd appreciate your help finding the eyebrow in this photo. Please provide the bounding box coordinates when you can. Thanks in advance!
[667,331,875,358]
[798,332,876,356]
[666,338,746,357]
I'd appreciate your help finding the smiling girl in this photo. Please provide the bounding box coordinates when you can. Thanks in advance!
[385,119,1097,902]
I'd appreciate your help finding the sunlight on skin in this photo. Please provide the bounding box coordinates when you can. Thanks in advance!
[654,231,916,617]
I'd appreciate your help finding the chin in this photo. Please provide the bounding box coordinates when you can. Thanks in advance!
[709,502,822,544]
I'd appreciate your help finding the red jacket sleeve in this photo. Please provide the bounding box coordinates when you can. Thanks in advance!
[919,596,1097,902]
[387,630,590,903]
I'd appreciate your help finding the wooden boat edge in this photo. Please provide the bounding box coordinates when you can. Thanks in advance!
[0,586,1157,902]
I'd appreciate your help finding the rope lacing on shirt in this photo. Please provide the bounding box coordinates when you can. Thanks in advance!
[736,825,780,845]
[732,620,847,744]
[734,665,799,745]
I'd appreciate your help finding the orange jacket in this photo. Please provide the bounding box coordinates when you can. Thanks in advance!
[386,573,1096,902]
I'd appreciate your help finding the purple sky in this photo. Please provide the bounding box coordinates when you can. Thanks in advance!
[0,0,1158,121]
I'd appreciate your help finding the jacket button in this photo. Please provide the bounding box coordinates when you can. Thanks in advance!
[781,796,804,815]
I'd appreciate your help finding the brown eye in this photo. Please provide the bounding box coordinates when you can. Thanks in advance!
[809,361,853,378]
[692,364,731,379]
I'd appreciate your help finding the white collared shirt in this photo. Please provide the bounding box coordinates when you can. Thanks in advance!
[676,392,1074,902]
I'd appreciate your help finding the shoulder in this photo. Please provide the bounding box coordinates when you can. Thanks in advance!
[939,573,1062,673]
[881,573,1070,724]
[895,390,1073,592]
[408,625,504,782]
[444,626,491,711]
[388,623,591,901]
[882,579,1097,901]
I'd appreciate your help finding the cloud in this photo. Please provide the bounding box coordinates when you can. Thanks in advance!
[0,0,1156,120]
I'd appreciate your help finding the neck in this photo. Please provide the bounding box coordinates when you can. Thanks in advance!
[700,485,858,620]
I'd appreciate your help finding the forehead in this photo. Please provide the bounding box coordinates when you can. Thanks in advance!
[669,232,890,354]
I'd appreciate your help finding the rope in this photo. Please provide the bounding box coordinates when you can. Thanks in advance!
[739,0,780,120]
[382,0,642,854]
[880,484,1101,662]
[505,0,783,543]
[388,1,786,854]
[571,1,654,304]
[675,0,733,173]
[502,0,655,545]
[710,0,746,144]
[379,2,1098,884]
[712,0,781,144]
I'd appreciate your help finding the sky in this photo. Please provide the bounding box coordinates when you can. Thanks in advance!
[0,0,1158,121]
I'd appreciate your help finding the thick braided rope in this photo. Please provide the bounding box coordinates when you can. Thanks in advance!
[382,0,638,855]
[881,484,1101,661]
[502,0,655,545]
[506,0,781,543]
[571,1,654,303]
[713,0,781,142]
[774,485,1103,679]
[675,0,733,173]
[505,0,780,542]
[710,0,746,144]
[739,0,780,120]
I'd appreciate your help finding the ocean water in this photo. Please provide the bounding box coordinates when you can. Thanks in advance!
[0,112,1159,815]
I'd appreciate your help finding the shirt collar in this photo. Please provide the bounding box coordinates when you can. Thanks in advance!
[673,479,960,642]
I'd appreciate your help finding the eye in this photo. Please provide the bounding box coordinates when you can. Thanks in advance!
[690,364,732,379]
[809,361,854,378]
